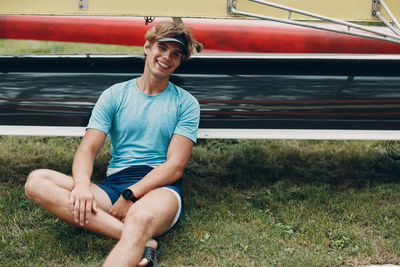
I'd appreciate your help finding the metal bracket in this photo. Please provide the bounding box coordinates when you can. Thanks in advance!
[372,0,400,36]
[79,0,88,11]
[372,0,381,17]
[227,0,236,14]
[228,0,400,44]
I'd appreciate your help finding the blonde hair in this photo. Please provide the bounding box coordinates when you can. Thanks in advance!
[145,21,196,61]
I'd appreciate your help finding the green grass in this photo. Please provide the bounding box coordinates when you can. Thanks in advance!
[1,40,400,266]
[1,137,400,266]
[0,39,143,54]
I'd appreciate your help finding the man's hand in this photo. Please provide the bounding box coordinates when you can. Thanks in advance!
[69,184,98,226]
[109,197,133,222]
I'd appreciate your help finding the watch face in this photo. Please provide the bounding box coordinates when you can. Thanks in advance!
[122,189,133,200]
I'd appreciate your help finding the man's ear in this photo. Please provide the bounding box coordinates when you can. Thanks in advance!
[144,41,152,55]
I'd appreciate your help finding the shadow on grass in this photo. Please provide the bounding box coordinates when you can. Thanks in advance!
[185,139,400,190]
[1,137,400,189]
[0,136,109,185]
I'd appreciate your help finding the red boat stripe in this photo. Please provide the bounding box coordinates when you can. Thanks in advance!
[1,15,400,53]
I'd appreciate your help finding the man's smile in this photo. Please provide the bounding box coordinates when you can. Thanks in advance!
[156,59,170,69]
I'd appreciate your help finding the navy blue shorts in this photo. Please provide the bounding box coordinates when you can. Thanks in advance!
[96,165,184,228]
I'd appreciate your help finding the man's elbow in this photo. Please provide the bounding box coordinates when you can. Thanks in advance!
[170,161,186,178]
[175,165,185,178]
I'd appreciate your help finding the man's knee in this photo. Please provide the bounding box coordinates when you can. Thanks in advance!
[125,207,156,235]
[25,169,52,200]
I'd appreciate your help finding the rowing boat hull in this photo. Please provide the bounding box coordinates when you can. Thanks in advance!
[1,15,400,53]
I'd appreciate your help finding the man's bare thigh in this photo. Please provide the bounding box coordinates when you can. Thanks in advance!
[90,183,112,211]
[35,169,112,211]
[130,188,179,237]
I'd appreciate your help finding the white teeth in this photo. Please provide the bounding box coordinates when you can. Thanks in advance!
[158,61,169,68]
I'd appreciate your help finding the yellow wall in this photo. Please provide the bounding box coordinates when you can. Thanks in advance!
[0,0,399,22]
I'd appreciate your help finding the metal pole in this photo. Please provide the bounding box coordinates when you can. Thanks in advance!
[249,0,393,38]
[228,0,400,43]
[378,0,400,31]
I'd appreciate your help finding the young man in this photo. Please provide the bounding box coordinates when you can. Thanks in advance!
[25,21,200,267]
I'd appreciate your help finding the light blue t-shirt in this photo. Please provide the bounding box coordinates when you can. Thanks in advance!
[87,78,200,168]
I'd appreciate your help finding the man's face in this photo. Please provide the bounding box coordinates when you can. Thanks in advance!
[144,41,184,80]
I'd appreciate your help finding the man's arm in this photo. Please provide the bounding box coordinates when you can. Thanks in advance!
[132,133,194,196]
[70,128,107,225]
[109,134,194,220]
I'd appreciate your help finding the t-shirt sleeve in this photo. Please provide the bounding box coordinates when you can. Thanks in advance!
[174,95,200,143]
[86,87,115,134]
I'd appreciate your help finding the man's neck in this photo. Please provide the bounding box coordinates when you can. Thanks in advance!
[137,74,169,95]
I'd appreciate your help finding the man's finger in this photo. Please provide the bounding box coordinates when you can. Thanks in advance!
[92,199,98,214]
[109,206,116,217]
[85,199,92,224]
[69,193,75,213]
[74,199,80,223]
[79,201,86,226]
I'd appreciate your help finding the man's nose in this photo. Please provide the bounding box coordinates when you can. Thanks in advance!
[162,50,172,60]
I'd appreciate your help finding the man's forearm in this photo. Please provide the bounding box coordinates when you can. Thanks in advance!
[128,134,194,198]
[72,148,95,186]
[128,161,184,198]
[71,129,107,187]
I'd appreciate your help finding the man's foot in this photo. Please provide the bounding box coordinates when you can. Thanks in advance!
[138,239,159,267]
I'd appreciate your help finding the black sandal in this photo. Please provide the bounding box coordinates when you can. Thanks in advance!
[142,244,161,267]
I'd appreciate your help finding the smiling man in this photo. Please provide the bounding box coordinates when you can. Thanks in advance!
[25,21,200,267]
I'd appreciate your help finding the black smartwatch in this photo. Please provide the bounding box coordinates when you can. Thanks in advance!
[122,188,139,203]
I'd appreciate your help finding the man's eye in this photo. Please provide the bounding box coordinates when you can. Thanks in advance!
[175,52,184,58]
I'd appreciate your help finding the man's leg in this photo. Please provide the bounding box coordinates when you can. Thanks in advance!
[25,169,124,239]
[103,188,179,267]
